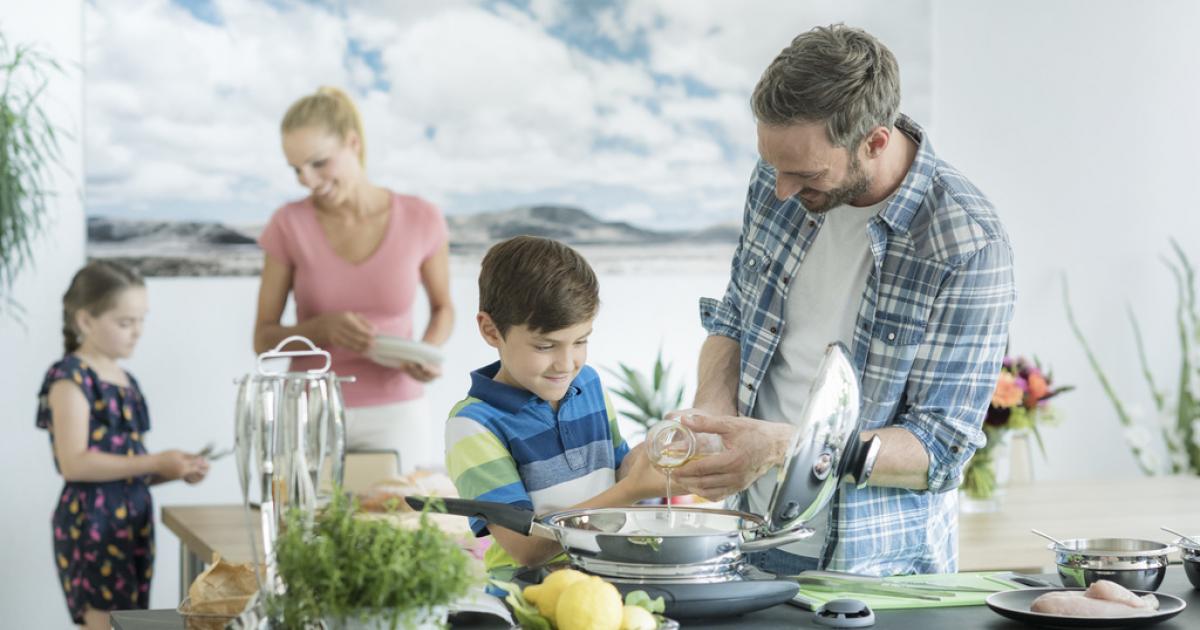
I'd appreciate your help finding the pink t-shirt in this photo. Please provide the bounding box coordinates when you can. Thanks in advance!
[258,192,448,408]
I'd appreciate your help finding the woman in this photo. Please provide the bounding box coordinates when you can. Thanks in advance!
[253,86,453,471]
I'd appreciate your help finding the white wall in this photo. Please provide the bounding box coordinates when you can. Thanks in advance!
[0,1,85,627]
[7,2,1200,625]
[931,0,1200,480]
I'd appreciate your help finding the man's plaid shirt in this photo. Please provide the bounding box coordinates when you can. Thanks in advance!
[700,115,1016,575]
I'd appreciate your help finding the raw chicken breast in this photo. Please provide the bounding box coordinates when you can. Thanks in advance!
[1030,581,1159,618]
[1084,580,1159,610]
[1031,592,1155,618]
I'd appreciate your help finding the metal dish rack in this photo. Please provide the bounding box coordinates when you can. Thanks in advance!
[233,335,352,598]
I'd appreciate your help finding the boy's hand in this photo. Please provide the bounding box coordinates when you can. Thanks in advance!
[617,443,669,501]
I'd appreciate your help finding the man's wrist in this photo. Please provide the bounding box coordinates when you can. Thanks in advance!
[769,423,798,468]
[691,397,737,417]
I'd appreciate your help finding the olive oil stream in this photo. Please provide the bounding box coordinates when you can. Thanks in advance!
[657,449,708,524]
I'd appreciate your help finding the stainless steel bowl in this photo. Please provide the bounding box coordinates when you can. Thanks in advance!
[1175,537,1200,590]
[1049,538,1175,591]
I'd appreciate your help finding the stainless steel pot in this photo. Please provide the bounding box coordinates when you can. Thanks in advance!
[1174,537,1200,590]
[1048,538,1175,591]
[404,498,814,567]
[409,343,880,570]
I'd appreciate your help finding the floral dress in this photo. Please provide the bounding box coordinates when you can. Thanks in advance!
[36,355,154,623]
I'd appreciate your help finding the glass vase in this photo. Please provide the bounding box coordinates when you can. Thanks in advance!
[959,432,1012,514]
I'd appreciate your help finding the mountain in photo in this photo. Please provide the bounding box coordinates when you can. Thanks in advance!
[86,204,738,276]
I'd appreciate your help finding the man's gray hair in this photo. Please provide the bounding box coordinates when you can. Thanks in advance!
[751,24,901,150]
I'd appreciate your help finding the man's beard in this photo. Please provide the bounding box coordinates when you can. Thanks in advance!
[801,156,871,214]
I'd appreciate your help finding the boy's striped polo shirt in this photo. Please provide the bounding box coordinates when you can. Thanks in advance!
[445,361,627,569]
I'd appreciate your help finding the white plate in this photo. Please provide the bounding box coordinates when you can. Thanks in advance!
[367,335,444,368]
[986,588,1186,627]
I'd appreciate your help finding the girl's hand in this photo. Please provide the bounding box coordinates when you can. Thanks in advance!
[399,361,441,382]
[183,456,210,484]
[155,450,207,482]
[314,312,375,354]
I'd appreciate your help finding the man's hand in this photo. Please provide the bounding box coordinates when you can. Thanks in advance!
[671,414,796,501]
[664,407,725,422]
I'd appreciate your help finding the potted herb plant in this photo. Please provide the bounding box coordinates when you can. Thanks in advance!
[272,491,475,629]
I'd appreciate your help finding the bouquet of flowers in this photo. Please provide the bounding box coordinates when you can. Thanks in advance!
[1064,239,1200,475]
[962,356,1073,500]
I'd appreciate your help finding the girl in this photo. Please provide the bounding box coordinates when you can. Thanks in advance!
[37,260,208,630]
[253,86,453,471]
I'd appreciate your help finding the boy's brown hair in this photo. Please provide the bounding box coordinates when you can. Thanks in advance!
[479,235,599,337]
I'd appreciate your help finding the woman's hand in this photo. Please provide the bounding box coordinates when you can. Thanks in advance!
[313,312,375,354]
[399,361,442,382]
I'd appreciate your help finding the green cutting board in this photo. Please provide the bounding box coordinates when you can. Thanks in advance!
[792,571,1024,610]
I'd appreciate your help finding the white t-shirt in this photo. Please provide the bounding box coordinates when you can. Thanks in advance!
[748,195,889,559]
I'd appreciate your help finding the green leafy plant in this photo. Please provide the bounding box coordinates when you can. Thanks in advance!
[1063,238,1200,475]
[1,32,70,318]
[271,490,475,629]
[605,347,685,436]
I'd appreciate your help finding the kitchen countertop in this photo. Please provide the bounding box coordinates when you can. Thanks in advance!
[957,475,1200,571]
[162,475,1200,574]
[111,570,1200,629]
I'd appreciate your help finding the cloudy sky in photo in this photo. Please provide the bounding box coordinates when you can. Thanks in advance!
[85,0,930,230]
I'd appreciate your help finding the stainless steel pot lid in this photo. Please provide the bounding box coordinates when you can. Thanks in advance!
[763,342,879,536]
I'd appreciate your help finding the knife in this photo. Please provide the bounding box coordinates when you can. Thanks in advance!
[892,579,1000,593]
[793,576,948,600]
[795,570,966,593]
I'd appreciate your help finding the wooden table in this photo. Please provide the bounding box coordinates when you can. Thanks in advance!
[161,504,264,600]
[162,476,1200,596]
[957,475,1200,573]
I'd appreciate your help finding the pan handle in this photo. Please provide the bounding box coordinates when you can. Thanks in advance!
[739,524,816,553]
[404,496,536,536]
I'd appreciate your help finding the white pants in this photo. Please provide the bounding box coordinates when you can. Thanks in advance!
[344,397,436,472]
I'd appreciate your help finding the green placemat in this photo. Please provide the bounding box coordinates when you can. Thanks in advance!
[792,571,1023,610]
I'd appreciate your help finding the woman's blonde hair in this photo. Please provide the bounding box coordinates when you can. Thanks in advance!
[280,86,367,165]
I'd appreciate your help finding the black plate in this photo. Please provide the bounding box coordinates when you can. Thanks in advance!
[986,588,1186,627]
[510,566,798,619]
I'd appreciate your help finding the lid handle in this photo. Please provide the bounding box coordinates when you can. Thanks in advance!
[843,433,882,489]
[257,335,332,376]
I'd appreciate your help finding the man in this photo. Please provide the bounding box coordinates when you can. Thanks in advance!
[671,24,1016,576]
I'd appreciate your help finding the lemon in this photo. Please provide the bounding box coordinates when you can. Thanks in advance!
[524,568,589,625]
[620,604,657,630]
[556,576,623,630]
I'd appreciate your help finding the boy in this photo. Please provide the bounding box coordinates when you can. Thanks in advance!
[445,235,665,571]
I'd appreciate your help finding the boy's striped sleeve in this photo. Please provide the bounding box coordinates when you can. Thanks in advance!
[602,390,630,468]
[445,413,530,536]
